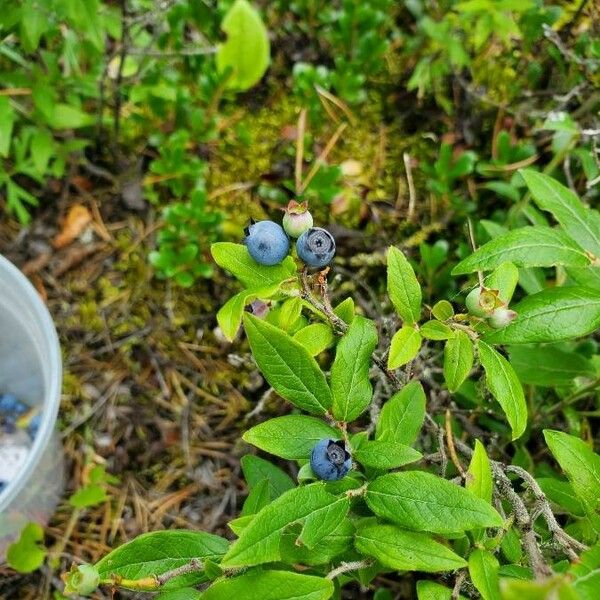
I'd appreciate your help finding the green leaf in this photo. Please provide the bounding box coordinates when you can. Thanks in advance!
[217,284,280,341]
[570,542,600,599]
[293,323,335,356]
[388,325,422,369]
[420,320,453,340]
[6,523,47,573]
[417,580,467,600]
[243,415,339,459]
[466,440,493,504]
[432,300,454,321]
[443,331,474,392]
[333,297,354,323]
[20,0,48,51]
[375,381,425,446]
[485,262,519,303]
[452,227,591,274]
[280,520,354,566]
[355,523,466,572]
[353,440,422,469]
[211,243,296,288]
[243,313,332,415]
[366,471,503,534]
[521,169,600,257]
[95,531,229,590]
[544,430,600,516]
[331,316,378,421]
[69,483,108,509]
[484,286,600,344]
[240,455,294,499]
[48,104,95,129]
[536,478,584,516]
[156,588,201,600]
[202,570,333,600]
[469,549,501,600]
[241,479,270,516]
[298,495,350,548]
[0,97,16,157]
[500,576,579,600]
[216,0,270,91]
[221,483,346,567]
[387,246,422,324]
[508,345,595,387]
[478,341,527,440]
[30,129,54,174]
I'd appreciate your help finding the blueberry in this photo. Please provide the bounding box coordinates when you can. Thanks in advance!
[488,307,517,329]
[244,220,290,266]
[0,482,5,494]
[465,286,498,318]
[0,394,27,416]
[27,414,41,439]
[296,227,336,268]
[282,200,313,238]
[310,439,352,481]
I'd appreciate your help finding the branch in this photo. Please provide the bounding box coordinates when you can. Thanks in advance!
[506,465,588,558]
[326,559,373,580]
[100,558,204,591]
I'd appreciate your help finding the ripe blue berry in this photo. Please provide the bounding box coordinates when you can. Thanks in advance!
[296,227,336,268]
[310,439,352,481]
[0,394,27,416]
[244,220,290,266]
[27,413,41,439]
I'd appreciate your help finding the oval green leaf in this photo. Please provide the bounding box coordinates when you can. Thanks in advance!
[356,523,467,573]
[484,286,600,344]
[243,313,332,414]
[243,415,340,460]
[331,316,378,422]
[478,341,527,440]
[452,226,591,274]
[366,471,503,534]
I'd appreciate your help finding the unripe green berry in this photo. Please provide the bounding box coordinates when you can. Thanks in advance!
[282,200,313,238]
[465,286,498,318]
[63,564,100,596]
[488,307,517,329]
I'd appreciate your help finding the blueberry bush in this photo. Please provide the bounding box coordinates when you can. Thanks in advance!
[63,171,600,598]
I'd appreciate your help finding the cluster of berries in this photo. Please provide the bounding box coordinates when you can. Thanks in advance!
[465,286,517,328]
[244,201,336,268]
[0,393,40,494]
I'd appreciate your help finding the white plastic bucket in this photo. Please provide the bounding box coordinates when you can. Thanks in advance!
[0,254,63,559]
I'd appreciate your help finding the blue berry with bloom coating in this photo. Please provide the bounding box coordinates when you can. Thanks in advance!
[244,220,290,266]
[310,439,352,481]
[296,227,336,268]
[27,413,41,439]
[0,394,27,416]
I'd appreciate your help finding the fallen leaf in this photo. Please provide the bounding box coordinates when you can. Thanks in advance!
[53,204,92,249]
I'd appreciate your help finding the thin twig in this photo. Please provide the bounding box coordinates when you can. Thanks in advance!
[403,152,417,220]
[295,109,307,194]
[326,560,373,580]
[298,123,347,194]
[506,465,588,557]
[445,410,467,478]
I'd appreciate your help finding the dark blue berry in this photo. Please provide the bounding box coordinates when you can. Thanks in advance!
[296,227,336,268]
[310,439,352,481]
[244,220,290,266]
[27,414,41,439]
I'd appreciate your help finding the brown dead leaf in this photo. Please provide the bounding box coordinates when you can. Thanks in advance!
[53,204,93,249]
